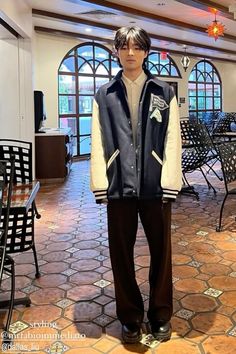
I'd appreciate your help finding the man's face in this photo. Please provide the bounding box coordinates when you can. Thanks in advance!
[117,39,148,72]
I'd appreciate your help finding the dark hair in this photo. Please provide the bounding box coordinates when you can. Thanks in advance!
[114,26,151,52]
[114,26,151,68]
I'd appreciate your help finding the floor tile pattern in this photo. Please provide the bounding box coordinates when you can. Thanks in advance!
[1,160,236,353]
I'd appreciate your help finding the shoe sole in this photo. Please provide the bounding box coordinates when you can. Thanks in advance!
[152,330,172,342]
[122,333,142,344]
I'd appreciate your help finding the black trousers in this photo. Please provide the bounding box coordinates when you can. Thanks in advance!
[107,198,172,325]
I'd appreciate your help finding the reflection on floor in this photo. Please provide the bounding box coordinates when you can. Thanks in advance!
[1,160,236,354]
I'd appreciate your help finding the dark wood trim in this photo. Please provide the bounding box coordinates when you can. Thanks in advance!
[75,0,236,42]
[0,18,19,38]
[174,0,233,19]
[34,26,236,64]
[33,10,236,57]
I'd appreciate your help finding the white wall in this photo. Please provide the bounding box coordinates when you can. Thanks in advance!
[34,32,236,128]
[34,33,82,128]
[0,0,34,143]
[0,0,32,38]
[0,38,20,139]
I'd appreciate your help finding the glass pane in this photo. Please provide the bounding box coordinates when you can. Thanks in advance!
[95,46,109,61]
[205,62,212,73]
[214,73,220,83]
[79,76,94,94]
[79,116,91,135]
[58,75,76,94]
[150,66,158,75]
[189,70,196,81]
[197,61,204,72]
[59,96,76,114]
[59,117,77,136]
[160,67,169,76]
[206,84,213,97]
[197,84,205,96]
[77,45,93,60]
[170,67,178,76]
[79,62,93,74]
[198,97,205,110]
[205,73,212,82]
[188,83,196,96]
[79,96,93,114]
[59,57,75,72]
[214,98,221,109]
[189,97,196,110]
[72,136,77,156]
[149,53,158,64]
[206,97,213,109]
[96,77,109,92]
[80,135,91,155]
[111,60,120,76]
[197,73,204,82]
[95,62,109,75]
[214,85,221,96]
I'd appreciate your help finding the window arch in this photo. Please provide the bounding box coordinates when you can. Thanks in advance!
[147,52,181,78]
[188,60,222,119]
[58,43,120,157]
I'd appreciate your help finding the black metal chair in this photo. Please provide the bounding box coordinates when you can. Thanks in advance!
[0,156,15,345]
[212,112,236,142]
[0,139,41,278]
[200,111,219,135]
[181,120,220,199]
[215,141,236,232]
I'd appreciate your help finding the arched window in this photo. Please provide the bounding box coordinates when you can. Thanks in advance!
[58,43,120,157]
[147,52,181,78]
[188,60,222,119]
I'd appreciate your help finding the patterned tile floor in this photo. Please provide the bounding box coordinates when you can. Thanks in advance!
[1,160,236,354]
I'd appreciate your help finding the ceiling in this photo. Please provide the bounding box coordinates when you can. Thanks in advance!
[26,0,236,63]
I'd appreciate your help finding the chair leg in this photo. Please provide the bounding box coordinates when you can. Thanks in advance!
[205,161,223,181]
[32,244,40,278]
[33,201,41,219]
[4,262,15,333]
[181,174,199,200]
[216,193,228,232]
[200,167,217,194]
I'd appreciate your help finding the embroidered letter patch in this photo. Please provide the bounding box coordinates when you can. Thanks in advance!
[149,94,169,122]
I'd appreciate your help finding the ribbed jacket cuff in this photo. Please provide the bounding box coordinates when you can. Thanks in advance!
[162,189,179,199]
[94,190,107,201]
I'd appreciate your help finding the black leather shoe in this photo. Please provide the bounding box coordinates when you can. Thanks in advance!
[122,323,142,343]
[151,321,171,341]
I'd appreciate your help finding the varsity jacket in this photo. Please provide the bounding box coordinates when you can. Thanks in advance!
[90,69,182,203]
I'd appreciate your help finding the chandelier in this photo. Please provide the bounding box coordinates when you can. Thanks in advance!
[206,10,225,41]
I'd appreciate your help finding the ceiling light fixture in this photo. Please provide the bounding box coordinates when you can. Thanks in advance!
[181,45,190,72]
[206,9,225,41]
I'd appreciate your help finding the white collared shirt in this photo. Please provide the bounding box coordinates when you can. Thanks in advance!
[122,71,147,144]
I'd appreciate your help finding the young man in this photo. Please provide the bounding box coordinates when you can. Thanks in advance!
[90,26,182,343]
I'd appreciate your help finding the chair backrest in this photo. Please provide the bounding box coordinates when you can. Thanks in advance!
[181,121,217,172]
[0,139,32,184]
[0,156,15,283]
[212,112,235,135]
[200,111,219,135]
[216,142,236,190]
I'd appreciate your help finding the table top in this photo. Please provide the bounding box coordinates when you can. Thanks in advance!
[3,181,40,212]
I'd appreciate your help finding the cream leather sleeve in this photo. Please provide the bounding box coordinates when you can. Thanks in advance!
[161,95,182,199]
[90,99,108,202]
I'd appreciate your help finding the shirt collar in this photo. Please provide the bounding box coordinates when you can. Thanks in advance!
[122,71,147,86]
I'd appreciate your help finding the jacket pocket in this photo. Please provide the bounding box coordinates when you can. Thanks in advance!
[107,149,120,169]
[152,150,163,166]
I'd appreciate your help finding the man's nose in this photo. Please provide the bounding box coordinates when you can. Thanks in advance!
[128,48,134,55]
